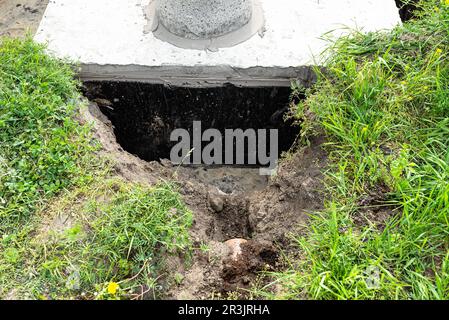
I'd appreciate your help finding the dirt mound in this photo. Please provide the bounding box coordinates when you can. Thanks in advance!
[248,136,327,243]
[222,240,278,293]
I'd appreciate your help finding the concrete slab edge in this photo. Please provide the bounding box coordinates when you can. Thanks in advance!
[79,64,318,88]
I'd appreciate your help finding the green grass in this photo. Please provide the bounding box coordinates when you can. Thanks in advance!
[258,0,449,300]
[1,179,192,299]
[0,37,96,222]
[0,38,193,299]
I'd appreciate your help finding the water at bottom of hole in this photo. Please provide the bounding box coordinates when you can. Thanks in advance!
[185,166,269,195]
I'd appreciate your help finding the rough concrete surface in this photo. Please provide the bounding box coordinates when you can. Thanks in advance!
[35,0,401,86]
[157,0,252,39]
[148,0,265,50]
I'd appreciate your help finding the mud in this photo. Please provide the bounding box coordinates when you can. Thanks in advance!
[193,167,268,195]
[221,240,278,293]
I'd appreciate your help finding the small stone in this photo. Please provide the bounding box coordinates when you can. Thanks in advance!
[209,192,224,212]
[225,238,248,261]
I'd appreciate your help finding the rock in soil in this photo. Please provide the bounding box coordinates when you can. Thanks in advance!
[225,238,248,261]
[221,240,278,293]
[208,189,225,213]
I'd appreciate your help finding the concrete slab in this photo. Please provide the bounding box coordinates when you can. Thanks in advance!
[34,0,401,87]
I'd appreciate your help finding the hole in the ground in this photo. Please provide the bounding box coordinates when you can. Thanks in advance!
[83,82,301,241]
[83,82,299,168]
[395,0,418,22]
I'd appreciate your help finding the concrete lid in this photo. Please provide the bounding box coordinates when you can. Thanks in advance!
[34,0,401,87]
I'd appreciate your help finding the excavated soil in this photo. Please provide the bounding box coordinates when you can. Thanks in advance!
[80,99,327,299]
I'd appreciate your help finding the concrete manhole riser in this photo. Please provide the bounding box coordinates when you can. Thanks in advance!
[147,0,265,50]
[157,0,253,40]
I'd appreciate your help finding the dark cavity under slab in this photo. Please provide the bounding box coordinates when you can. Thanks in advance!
[83,82,299,166]
[395,0,419,22]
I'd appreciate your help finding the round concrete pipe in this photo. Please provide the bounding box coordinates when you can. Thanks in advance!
[157,0,253,40]
[146,0,264,50]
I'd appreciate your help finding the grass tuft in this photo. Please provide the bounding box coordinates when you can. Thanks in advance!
[0,37,96,221]
[259,0,449,300]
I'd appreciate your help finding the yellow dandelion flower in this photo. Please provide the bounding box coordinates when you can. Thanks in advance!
[107,282,119,295]
[436,48,443,55]
[445,0,449,6]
